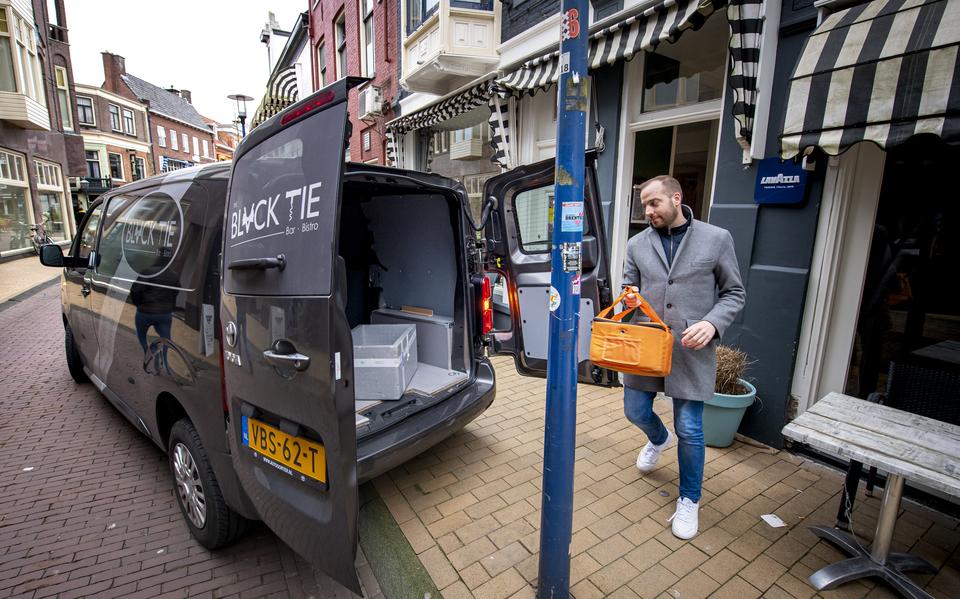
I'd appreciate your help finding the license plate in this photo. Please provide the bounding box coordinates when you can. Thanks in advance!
[241,416,326,484]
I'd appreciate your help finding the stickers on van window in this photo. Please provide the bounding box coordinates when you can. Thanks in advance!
[228,181,324,248]
[120,192,183,278]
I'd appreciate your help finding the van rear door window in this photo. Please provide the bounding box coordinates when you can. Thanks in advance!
[224,105,348,296]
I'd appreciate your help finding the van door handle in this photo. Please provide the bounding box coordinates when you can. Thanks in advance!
[81,285,91,297]
[229,255,286,271]
[263,349,311,372]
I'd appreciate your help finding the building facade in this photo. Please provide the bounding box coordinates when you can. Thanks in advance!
[0,0,84,258]
[307,0,400,165]
[71,82,152,214]
[100,52,217,176]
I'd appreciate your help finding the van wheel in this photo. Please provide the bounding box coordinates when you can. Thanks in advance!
[168,419,246,549]
[64,323,88,383]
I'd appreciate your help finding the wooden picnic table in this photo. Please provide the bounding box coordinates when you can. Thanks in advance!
[782,392,960,599]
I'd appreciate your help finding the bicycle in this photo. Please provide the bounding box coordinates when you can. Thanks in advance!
[29,219,54,255]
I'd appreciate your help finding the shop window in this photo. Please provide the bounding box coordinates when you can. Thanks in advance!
[76,96,95,125]
[0,148,32,252]
[55,66,72,131]
[35,160,66,241]
[109,104,122,131]
[640,13,726,114]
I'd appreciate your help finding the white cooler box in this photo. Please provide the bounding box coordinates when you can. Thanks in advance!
[352,324,418,400]
[370,308,454,370]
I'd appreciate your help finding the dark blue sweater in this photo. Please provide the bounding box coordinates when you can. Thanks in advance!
[656,219,690,267]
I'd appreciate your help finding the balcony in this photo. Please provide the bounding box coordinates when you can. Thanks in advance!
[0,92,51,131]
[401,0,500,95]
[80,177,113,194]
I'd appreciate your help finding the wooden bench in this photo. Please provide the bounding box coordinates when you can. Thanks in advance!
[782,392,960,599]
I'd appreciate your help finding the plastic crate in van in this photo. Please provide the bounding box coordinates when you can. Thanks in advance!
[352,324,418,400]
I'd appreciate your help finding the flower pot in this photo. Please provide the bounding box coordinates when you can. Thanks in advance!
[703,379,756,448]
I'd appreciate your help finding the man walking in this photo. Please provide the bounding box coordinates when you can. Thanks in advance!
[621,175,745,539]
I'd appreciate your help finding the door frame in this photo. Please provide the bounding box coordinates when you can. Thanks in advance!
[790,143,886,414]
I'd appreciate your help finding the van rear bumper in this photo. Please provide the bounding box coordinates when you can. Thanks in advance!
[357,359,496,482]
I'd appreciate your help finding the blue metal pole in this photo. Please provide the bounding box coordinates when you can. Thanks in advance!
[537,0,589,596]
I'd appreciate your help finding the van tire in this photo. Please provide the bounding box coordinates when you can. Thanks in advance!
[64,323,88,383]
[168,419,246,549]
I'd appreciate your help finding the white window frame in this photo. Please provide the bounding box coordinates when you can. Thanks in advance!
[0,6,14,93]
[0,147,37,256]
[170,129,179,151]
[362,130,371,151]
[192,136,199,157]
[360,0,375,78]
[54,65,72,131]
[34,158,69,240]
[130,155,146,181]
[108,104,122,132]
[76,95,95,125]
[317,42,327,87]
[181,133,189,154]
[107,152,124,181]
[156,125,166,147]
[335,11,347,80]
[202,139,209,158]
[121,108,136,135]
[5,10,43,105]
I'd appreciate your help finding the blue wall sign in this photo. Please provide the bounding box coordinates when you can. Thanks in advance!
[754,157,808,205]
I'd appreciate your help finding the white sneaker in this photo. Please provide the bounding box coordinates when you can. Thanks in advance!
[635,430,673,472]
[668,497,699,540]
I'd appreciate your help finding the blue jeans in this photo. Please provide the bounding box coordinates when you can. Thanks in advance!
[624,387,704,503]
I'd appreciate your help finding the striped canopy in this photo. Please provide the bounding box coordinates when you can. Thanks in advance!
[251,66,299,129]
[781,0,960,158]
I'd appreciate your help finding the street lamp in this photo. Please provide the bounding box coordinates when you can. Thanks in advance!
[228,94,253,137]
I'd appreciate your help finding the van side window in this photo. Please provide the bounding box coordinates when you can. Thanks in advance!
[94,183,206,288]
[75,203,104,261]
[513,180,594,255]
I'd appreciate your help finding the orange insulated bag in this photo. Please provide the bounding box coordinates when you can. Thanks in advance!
[589,288,673,377]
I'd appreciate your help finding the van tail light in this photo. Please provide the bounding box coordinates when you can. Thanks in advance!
[280,90,335,126]
[218,328,228,413]
[481,276,493,335]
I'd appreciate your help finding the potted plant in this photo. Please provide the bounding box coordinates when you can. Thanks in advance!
[703,345,757,448]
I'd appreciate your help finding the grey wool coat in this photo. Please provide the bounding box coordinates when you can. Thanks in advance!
[621,206,746,401]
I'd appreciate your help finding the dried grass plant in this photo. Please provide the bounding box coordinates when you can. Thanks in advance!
[715,345,751,395]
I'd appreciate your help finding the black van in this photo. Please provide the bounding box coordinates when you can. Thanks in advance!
[40,77,614,593]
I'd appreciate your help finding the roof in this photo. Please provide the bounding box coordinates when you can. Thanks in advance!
[121,73,211,131]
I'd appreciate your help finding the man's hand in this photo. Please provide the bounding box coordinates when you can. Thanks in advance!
[623,286,641,309]
[681,320,716,350]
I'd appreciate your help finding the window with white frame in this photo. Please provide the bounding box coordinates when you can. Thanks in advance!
[0,8,43,103]
[202,139,209,158]
[192,136,199,157]
[122,108,135,135]
[451,124,485,144]
[0,148,33,252]
[362,130,371,151]
[170,129,179,151]
[54,66,72,131]
[84,150,101,179]
[130,155,145,180]
[0,8,15,92]
[107,152,123,180]
[156,125,166,147]
[76,96,95,125]
[109,104,122,131]
[317,42,326,87]
[335,12,346,79]
[432,131,448,155]
[34,159,67,241]
[360,0,375,77]
[181,133,188,154]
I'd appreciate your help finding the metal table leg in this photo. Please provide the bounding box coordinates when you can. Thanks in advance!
[807,473,937,599]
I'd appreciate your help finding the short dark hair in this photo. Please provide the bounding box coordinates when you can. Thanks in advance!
[640,175,683,200]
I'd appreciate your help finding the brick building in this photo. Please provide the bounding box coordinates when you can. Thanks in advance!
[71,82,152,212]
[0,0,85,258]
[100,52,217,175]
[308,0,399,164]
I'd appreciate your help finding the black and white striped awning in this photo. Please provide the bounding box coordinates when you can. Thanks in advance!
[251,66,300,128]
[497,0,764,151]
[781,0,960,158]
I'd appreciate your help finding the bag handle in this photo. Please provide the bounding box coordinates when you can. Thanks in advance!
[597,288,670,331]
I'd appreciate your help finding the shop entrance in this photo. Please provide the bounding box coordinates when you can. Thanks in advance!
[844,137,960,424]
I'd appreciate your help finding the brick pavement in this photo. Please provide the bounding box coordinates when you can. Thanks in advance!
[373,361,960,598]
[0,256,58,303]
[0,286,381,599]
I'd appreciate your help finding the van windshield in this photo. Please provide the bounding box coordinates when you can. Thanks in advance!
[223,103,348,296]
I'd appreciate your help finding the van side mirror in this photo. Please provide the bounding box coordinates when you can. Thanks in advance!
[39,244,64,267]
[39,244,84,269]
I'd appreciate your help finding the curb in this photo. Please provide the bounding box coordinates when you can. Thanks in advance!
[0,278,60,313]
[359,482,440,599]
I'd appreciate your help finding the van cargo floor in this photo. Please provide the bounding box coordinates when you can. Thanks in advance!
[407,364,468,396]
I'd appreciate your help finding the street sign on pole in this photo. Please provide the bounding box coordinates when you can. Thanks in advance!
[537,0,589,596]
